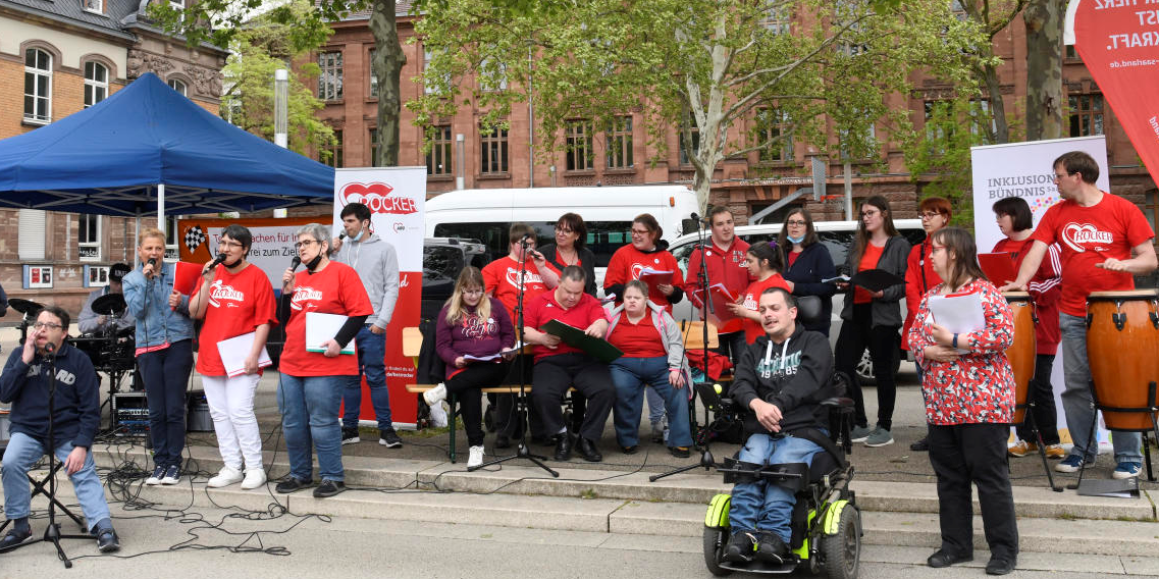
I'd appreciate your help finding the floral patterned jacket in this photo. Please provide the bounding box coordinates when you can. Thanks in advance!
[907,278,1015,426]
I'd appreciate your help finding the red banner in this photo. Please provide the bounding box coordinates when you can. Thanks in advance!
[1074,1,1159,187]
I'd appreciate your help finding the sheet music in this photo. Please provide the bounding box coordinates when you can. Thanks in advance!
[928,292,985,354]
[305,312,356,355]
[216,331,273,377]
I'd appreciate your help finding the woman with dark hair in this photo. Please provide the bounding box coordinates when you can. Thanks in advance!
[728,243,791,344]
[992,196,1064,460]
[777,208,836,336]
[539,213,597,296]
[904,197,951,452]
[426,266,517,468]
[604,213,685,314]
[908,227,1019,576]
[834,195,910,448]
[189,224,278,490]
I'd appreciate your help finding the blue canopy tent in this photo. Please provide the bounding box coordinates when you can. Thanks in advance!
[0,72,334,219]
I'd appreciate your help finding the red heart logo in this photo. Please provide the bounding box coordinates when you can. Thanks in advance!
[339,182,417,215]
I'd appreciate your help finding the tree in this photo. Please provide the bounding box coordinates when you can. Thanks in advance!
[220,0,336,159]
[1023,0,1065,141]
[957,0,1028,144]
[409,0,985,212]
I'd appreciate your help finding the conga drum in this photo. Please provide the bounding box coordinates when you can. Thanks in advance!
[1003,292,1035,424]
[1086,289,1159,430]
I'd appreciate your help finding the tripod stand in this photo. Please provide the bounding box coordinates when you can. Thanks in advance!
[472,237,558,477]
[0,344,92,567]
[650,382,739,481]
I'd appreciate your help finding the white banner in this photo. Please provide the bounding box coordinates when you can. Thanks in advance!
[205,225,300,289]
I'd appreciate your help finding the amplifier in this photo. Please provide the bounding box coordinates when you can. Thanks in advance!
[112,392,149,436]
[187,390,213,432]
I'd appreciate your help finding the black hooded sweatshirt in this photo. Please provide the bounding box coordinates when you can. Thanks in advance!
[728,323,833,436]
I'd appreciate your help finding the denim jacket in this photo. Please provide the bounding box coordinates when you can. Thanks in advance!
[122,262,195,349]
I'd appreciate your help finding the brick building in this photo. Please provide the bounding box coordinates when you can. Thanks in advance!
[0,0,227,318]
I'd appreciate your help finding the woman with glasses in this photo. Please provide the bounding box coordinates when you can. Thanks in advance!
[777,208,836,336]
[275,224,373,499]
[907,227,1019,576]
[903,197,951,452]
[425,266,517,468]
[604,213,685,314]
[834,195,910,448]
[539,213,597,297]
[188,224,277,490]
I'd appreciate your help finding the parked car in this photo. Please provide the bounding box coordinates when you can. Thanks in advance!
[668,218,927,384]
[421,237,488,322]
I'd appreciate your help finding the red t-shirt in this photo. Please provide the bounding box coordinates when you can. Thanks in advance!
[1030,192,1155,316]
[853,243,885,304]
[740,273,791,343]
[192,264,278,376]
[482,256,551,322]
[608,315,668,359]
[523,290,607,360]
[787,250,801,268]
[685,237,752,334]
[604,245,686,313]
[280,262,374,377]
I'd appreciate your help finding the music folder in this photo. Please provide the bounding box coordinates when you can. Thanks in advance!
[978,253,1018,286]
[305,312,356,355]
[540,319,623,363]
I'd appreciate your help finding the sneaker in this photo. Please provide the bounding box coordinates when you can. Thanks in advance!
[96,529,120,553]
[274,476,312,494]
[423,383,447,406]
[467,445,485,468]
[849,425,872,443]
[1007,440,1038,458]
[1055,455,1085,473]
[0,528,33,550]
[240,468,267,490]
[160,465,181,485]
[207,466,245,488]
[144,465,165,485]
[910,436,929,452]
[313,479,346,498]
[341,427,361,445]
[380,429,403,448]
[723,531,756,564]
[1113,461,1142,480]
[754,532,788,565]
[864,427,894,447]
[429,402,449,428]
[1044,444,1066,460]
[669,446,691,458]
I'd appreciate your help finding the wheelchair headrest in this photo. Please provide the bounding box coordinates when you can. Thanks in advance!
[794,295,823,328]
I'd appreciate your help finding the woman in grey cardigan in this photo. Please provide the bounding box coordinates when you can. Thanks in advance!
[835,195,910,448]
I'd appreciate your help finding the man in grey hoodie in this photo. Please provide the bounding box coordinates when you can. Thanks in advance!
[332,202,402,448]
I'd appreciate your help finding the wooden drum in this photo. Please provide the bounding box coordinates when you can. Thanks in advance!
[1086,289,1159,431]
[1003,292,1036,424]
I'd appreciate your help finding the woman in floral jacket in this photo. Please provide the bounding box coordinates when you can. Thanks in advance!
[907,227,1019,576]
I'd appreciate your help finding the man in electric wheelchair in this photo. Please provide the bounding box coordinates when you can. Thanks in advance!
[704,287,860,578]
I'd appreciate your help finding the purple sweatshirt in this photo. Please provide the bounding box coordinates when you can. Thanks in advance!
[435,297,516,378]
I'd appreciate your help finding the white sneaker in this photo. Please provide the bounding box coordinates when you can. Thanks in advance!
[240,468,267,490]
[144,465,165,486]
[207,466,244,488]
[467,445,484,468]
[429,402,449,428]
[424,383,447,406]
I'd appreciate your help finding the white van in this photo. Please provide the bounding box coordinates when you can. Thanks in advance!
[424,185,699,287]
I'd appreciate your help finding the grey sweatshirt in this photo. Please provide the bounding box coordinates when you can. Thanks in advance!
[334,233,400,330]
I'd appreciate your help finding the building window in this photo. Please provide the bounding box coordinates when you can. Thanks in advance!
[480,125,508,174]
[368,48,378,97]
[424,49,450,95]
[168,79,187,96]
[1069,94,1104,137]
[369,127,378,166]
[24,48,52,124]
[836,0,869,56]
[84,0,103,13]
[1065,45,1080,60]
[84,61,108,108]
[426,125,453,176]
[480,57,507,92]
[566,121,593,171]
[1145,190,1159,240]
[324,130,343,168]
[679,114,700,166]
[762,5,790,34]
[165,216,180,260]
[756,108,792,162]
[318,51,343,101]
[79,213,100,261]
[606,116,633,169]
[19,209,46,261]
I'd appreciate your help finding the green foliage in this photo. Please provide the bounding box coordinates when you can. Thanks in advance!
[148,0,358,50]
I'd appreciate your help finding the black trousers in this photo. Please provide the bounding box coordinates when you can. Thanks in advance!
[834,304,899,430]
[446,362,510,447]
[1015,353,1060,445]
[532,353,615,442]
[927,422,1019,561]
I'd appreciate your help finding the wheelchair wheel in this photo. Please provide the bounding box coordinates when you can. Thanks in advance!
[702,527,732,576]
[821,506,861,579]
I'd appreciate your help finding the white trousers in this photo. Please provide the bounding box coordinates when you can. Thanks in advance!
[202,374,263,472]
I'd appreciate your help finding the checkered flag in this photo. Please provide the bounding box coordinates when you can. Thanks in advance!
[184,225,206,253]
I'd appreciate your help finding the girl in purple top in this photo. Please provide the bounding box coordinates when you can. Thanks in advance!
[425,266,516,467]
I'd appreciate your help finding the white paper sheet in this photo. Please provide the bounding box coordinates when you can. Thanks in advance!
[216,331,273,377]
[928,292,985,353]
[305,312,356,355]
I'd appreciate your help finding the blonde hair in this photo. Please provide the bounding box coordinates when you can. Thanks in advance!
[445,266,491,325]
[139,227,166,245]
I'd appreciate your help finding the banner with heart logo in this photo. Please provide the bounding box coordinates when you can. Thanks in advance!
[1073,0,1159,187]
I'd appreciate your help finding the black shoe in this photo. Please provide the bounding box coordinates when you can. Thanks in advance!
[576,437,602,462]
[274,476,312,494]
[341,427,360,445]
[910,436,930,452]
[755,532,788,565]
[495,434,512,449]
[554,433,573,461]
[723,531,756,564]
[927,549,973,568]
[986,555,1016,575]
[620,445,638,455]
[0,528,33,550]
[669,446,691,458]
[96,529,120,553]
[313,479,346,498]
[379,430,403,448]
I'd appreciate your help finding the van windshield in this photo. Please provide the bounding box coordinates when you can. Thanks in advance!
[434,221,633,267]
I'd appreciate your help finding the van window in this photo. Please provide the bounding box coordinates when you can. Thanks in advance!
[434,221,634,267]
[423,245,464,280]
[433,223,508,262]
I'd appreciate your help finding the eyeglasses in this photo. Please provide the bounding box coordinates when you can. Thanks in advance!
[294,239,319,250]
[860,210,880,218]
[630,228,651,235]
[555,226,574,234]
[786,220,807,226]
[930,245,947,254]
[220,240,244,249]
[1052,172,1073,182]
[919,212,943,220]
[463,288,484,296]
[32,322,62,330]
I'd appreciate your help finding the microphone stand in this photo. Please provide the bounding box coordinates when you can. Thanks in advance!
[472,238,558,477]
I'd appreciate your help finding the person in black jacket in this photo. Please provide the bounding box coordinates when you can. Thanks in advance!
[723,288,834,566]
[777,208,837,336]
[0,306,120,553]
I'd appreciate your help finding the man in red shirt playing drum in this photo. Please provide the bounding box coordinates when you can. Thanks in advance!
[1003,151,1158,480]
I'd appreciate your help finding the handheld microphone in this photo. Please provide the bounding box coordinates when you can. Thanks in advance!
[338,232,347,241]
[290,256,302,272]
[207,252,228,271]
[146,257,158,283]
[44,342,56,358]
